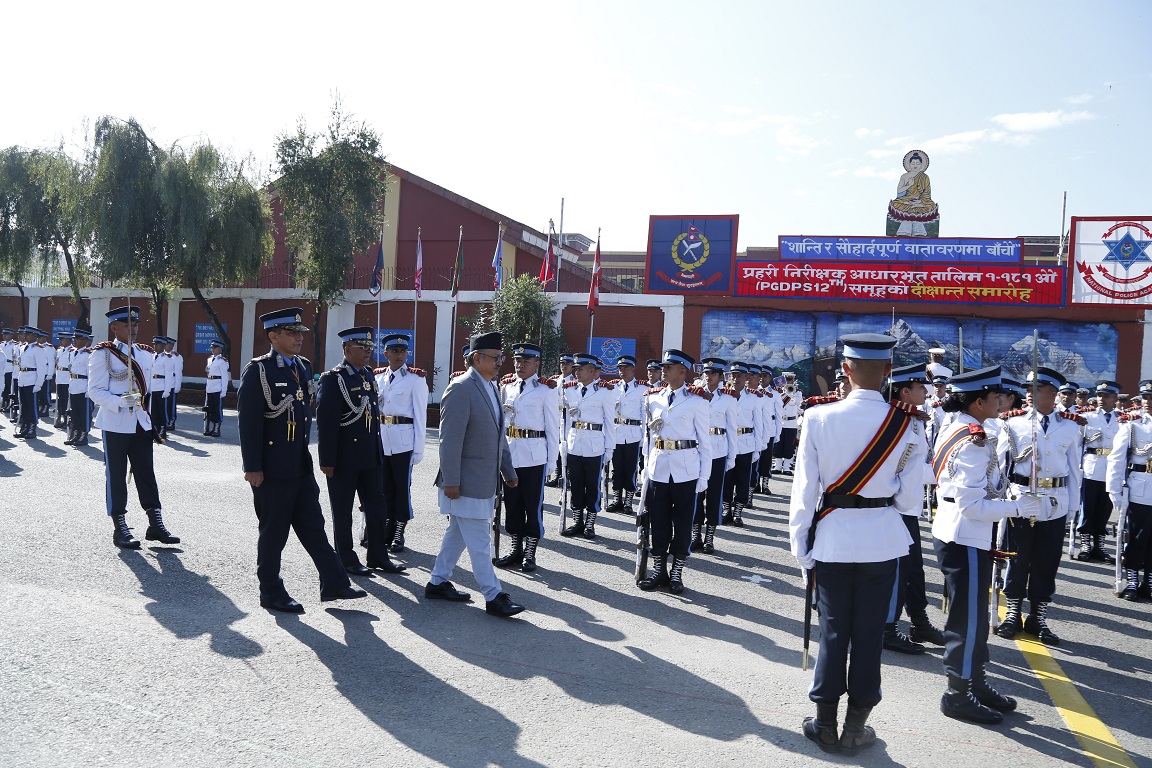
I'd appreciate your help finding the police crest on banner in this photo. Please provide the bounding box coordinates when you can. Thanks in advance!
[1070,217,1152,305]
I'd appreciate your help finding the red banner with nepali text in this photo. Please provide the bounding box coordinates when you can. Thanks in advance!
[734,261,1065,306]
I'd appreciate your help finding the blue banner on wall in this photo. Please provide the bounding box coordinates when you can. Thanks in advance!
[590,336,636,376]
[194,323,227,354]
[778,236,1022,263]
[645,215,738,295]
[52,318,77,345]
[374,328,415,366]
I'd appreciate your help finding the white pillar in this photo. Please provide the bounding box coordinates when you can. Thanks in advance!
[1141,310,1152,383]
[26,292,40,331]
[324,303,356,370]
[432,300,455,403]
[165,298,180,340]
[240,297,259,384]
[660,304,685,352]
[89,297,111,340]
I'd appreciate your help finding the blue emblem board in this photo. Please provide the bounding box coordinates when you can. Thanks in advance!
[645,215,738,295]
[374,328,415,366]
[194,323,227,354]
[52,318,77,345]
[589,337,636,376]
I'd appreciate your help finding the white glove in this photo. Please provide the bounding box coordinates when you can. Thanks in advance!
[797,553,816,572]
[696,476,708,494]
[726,459,736,472]
[1013,494,1046,519]
[411,453,423,466]
[119,392,142,408]
[1110,493,1123,511]
[752,451,761,464]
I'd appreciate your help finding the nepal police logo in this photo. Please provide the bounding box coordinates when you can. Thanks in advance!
[1077,221,1152,301]
[671,224,710,278]
[598,338,623,373]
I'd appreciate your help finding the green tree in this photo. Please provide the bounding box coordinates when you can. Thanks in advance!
[86,117,174,333]
[159,144,273,359]
[274,101,386,360]
[0,148,36,323]
[461,274,566,377]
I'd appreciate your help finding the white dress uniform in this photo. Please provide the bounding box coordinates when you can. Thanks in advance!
[1078,405,1123,553]
[696,381,739,533]
[68,345,93,439]
[609,375,647,503]
[375,362,429,546]
[203,350,230,435]
[168,349,184,427]
[561,379,618,532]
[723,383,764,519]
[1106,409,1152,596]
[497,370,559,554]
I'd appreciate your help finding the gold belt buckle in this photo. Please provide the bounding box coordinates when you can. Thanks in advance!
[1037,478,1056,489]
[1097,448,1112,456]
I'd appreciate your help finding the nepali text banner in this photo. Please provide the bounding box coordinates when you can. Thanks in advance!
[779,236,1022,263]
[735,261,1064,306]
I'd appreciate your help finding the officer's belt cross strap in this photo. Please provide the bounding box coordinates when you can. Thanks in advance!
[1008,474,1067,488]
[653,438,698,450]
[816,405,911,522]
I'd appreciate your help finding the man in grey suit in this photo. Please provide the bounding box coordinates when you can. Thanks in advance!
[427,331,526,617]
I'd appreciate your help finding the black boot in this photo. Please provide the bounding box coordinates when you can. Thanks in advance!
[494,536,524,569]
[1121,568,1140,601]
[638,554,669,591]
[1075,532,1093,561]
[802,701,840,754]
[64,423,76,445]
[995,597,1023,639]
[838,703,877,756]
[941,674,1003,724]
[561,511,585,537]
[389,519,408,553]
[521,537,539,572]
[909,610,946,645]
[1140,572,1152,600]
[971,667,1017,712]
[145,508,181,544]
[721,502,733,525]
[702,525,716,554]
[112,514,141,550]
[582,509,598,539]
[606,489,625,513]
[883,622,925,654]
[74,431,88,446]
[732,502,744,527]
[1023,601,1060,646]
[1090,535,1115,564]
[213,422,221,438]
[668,556,687,594]
[689,524,703,552]
[203,415,211,436]
[54,412,65,428]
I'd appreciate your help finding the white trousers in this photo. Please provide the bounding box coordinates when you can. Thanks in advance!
[430,515,503,601]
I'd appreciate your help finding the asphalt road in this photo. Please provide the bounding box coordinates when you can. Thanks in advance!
[1,407,1149,768]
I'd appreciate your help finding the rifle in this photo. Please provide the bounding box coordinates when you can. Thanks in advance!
[989,520,1012,629]
[801,518,821,671]
[635,396,654,583]
[1113,486,1129,596]
[603,457,611,514]
[491,476,504,563]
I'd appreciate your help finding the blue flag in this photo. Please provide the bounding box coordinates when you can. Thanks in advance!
[369,241,385,296]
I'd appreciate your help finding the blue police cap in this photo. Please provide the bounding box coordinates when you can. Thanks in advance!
[260,307,308,331]
[511,343,542,359]
[573,353,603,369]
[841,333,896,360]
[106,306,140,323]
[948,365,1005,394]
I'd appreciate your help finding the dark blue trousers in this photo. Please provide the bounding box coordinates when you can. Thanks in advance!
[811,559,897,708]
[567,454,604,513]
[103,426,161,517]
[381,451,414,522]
[723,451,754,506]
[695,456,727,526]
[503,463,545,538]
[935,538,992,680]
[887,513,930,622]
[1004,515,1066,604]
[326,465,388,568]
[648,478,697,558]
[611,441,641,492]
[68,391,92,429]
[252,474,349,600]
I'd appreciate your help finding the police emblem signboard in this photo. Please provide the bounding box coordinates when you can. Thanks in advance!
[1070,216,1152,305]
[645,215,738,295]
[590,337,636,376]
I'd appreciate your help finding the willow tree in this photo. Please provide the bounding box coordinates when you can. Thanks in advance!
[86,117,174,331]
[159,144,272,359]
[0,148,36,323]
[274,101,386,360]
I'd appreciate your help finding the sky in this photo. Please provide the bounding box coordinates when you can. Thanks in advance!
[5,0,1148,252]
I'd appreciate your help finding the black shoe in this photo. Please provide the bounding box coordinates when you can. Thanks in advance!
[638,555,669,591]
[1139,579,1152,601]
[145,509,181,544]
[485,592,525,617]
[883,624,925,654]
[941,686,1003,724]
[345,563,374,577]
[1023,613,1060,646]
[425,580,472,602]
[260,596,304,614]
[112,515,141,550]
[560,516,584,537]
[972,674,1017,712]
[320,586,368,602]
[367,558,407,574]
[910,618,946,646]
[838,704,877,757]
[995,602,1022,639]
[494,549,525,569]
[802,716,840,754]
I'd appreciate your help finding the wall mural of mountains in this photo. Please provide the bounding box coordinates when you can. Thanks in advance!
[701,310,1118,396]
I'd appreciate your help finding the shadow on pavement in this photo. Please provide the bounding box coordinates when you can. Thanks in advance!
[276,608,548,768]
[118,549,262,659]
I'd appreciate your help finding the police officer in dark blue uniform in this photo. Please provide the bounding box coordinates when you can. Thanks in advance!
[238,308,366,613]
[317,326,407,578]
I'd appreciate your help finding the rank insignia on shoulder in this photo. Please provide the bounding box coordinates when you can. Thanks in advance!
[564,381,579,389]
[966,422,987,446]
[501,373,517,385]
[450,370,466,378]
[686,385,712,401]
[599,382,614,391]
[135,343,154,353]
[890,400,931,421]
[721,386,738,397]
[408,367,426,377]
[803,394,839,409]
[373,367,388,375]
[94,341,115,350]
[1000,408,1028,420]
[645,386,664,396]
[538,377,555,389]
[1059,411,1087,426]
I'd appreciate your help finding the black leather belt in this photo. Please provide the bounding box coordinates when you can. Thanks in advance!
[783,417,798,422]
[382,415,414,425]
[1130,464,1151,473]
[572,421,603,431]
[653,438,698,450]
[153,375,165,378]
[71,374,87,379]
[737,427,755,434]
[20,367,35,372]
[615,417,642,426]
[942,496,956,503]
[1009,474,1067,488]
[506,427,546,439]
[821,493,895,509]
[207,375,221,380]
[709,427,727,435]
[1084,448,1111,456]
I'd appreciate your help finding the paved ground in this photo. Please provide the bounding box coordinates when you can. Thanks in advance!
[1,407,1149,768]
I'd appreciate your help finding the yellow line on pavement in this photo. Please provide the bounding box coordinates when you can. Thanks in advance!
[997,599,1137,768]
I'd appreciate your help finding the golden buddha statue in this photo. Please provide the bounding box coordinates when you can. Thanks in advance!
[886,150,940,237]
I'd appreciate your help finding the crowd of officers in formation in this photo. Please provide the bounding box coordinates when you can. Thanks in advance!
[8,310,1148,756]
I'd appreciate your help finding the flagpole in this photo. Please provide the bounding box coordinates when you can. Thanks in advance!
[556,197,564,295]
[376,222,383,368]
[413,227,423,367]
[587,226,600,354]
[449,225,462,368]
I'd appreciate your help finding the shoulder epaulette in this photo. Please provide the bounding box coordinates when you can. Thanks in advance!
[762,389,774,398]
[1116,412,1133,423]
[450,370,466,378]
[890,400,931,422]
[603,378,620,386]
[599,382,615,391]
[373,367,388,375]
[1000,408,1027,420]
[1059,410,1087,426]
[803,394,839,409]
[645,386,664,396]
[408,367,426,377]
[721,387,738,397]
[134,343,154,353]
[500,373,517,385]
[966,422,988,446]
[94,341,115,350]
[541,377,557,389]
[686,385,712,402]
[781,395,791,405]
[564,381,579,389]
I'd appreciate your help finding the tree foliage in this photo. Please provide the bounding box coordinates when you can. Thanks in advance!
[461,274,566,376]
[0,148,37,308]
[274,100,386,356]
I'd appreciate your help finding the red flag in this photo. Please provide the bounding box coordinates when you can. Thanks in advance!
[538,232,555,288]
[588,235,601,314]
